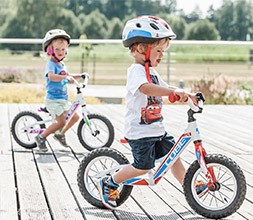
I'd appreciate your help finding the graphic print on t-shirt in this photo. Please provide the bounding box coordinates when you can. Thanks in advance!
[59,70,67,76]
[140,74,163,124]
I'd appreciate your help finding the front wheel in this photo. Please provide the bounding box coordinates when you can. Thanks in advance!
[77,147,133,208]
[11,111,46,149]
[183,154,246,219]
[77,113,115,151]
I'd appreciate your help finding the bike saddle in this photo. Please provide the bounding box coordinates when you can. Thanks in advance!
[39,107,49,113]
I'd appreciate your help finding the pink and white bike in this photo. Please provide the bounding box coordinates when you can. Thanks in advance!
[11,73,115,151]
[77,92,246,219]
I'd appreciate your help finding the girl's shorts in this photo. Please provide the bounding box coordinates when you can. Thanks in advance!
[45,99,71,118]
[127,132,175,170]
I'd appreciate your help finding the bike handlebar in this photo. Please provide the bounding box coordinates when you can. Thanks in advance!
[61,72,90,89]
[168,92,204,113]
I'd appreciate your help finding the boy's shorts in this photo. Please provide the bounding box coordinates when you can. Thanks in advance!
[45,99,71,118]
[127,132,175,170]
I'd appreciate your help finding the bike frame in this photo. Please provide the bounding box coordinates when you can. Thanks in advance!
[96,98,217,187]
[27,75,94,135]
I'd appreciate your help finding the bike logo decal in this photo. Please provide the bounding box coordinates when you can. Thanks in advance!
[154,136,191,179]
[29,129,44,134]
[66,102,79,120]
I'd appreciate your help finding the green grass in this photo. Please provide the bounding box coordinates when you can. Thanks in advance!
[66,43,253,62]
[0,43,252,86]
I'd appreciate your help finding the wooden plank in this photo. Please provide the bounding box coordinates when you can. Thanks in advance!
[51,144,118,220]
[33,152,85,219]
[2,104,253,219]
[14,152,51,220]
[0,104,18,220]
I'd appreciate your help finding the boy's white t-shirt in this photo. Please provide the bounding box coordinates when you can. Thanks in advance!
[124,63,169,140]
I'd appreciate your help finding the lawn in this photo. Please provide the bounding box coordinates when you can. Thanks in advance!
[0,43,252,104]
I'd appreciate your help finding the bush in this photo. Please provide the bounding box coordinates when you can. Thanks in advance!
[0,68,44,83]
[191,74,253,104]
[0,68,22,83]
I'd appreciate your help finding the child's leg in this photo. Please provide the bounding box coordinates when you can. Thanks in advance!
[113,164,149,184]
[41,113,66,138]
[171,158,185,185]
[60,112,79,134]
[97,164,149,210]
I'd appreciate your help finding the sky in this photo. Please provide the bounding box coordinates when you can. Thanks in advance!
[176,0,223,16]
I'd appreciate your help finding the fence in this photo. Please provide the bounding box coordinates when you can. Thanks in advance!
[0,39,253,87]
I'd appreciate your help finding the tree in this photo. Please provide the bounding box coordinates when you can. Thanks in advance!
[1,0,82,50]
[50,9,81,39]
[184,19,220,40]
[160,14,186,40]
[63,0,177,20]
[107,17,123,39]
[213,0,253,40]
[182,6,202,23]
[81,9,109,39]
[233,0,252,40]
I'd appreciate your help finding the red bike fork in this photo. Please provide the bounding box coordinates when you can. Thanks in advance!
[194,141,217,185]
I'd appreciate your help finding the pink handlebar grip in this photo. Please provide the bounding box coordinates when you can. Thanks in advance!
[168,93,180,103]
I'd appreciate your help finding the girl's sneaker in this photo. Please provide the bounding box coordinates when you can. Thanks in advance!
[35,134,48,152]
[53,133,69,147]
[97,177,120,210]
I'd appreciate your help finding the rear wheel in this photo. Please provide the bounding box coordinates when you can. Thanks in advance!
[77,147,133,208]
[183,154,246,219]
[11,111,46,149]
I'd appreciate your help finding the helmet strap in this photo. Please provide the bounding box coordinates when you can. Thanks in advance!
[47,46,65,63]
[144,44,152,83]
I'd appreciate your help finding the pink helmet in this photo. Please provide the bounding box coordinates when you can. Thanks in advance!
[122,15,176,47]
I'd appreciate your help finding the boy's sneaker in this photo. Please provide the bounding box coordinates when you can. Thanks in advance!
[195,180,208,195]
[35,134,48,152]
[53,133,69,147]
[97,177,120,210]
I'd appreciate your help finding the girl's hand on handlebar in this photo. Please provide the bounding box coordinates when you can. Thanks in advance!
[66,76,75,84]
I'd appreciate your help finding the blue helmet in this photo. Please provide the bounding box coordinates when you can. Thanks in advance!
[122,15,176,48]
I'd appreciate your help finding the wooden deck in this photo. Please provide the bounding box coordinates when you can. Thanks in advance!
[1,103,253,220]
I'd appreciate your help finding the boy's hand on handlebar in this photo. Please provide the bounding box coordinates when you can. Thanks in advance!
[174,88,189,102]
[169,89,198,105]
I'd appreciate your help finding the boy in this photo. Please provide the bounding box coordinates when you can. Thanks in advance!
[97,16,205,210]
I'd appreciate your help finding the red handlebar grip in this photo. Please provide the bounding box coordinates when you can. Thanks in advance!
[168,93,180,103]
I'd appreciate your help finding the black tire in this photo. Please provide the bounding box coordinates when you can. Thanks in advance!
[77,113,115,151]
[183,154,246,219]
[11,111,46,149]
[77,147,133,208]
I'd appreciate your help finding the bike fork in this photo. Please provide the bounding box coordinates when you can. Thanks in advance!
[194,141,217,186]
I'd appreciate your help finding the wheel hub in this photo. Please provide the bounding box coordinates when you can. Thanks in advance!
[209,182,221,192]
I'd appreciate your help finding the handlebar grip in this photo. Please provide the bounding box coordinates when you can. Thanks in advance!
[81,73,89,79]
[168,93,180,103]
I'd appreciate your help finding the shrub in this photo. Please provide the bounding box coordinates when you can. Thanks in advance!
[0,68,44,83]
[191,74,253,104]
[0,68,22,83]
